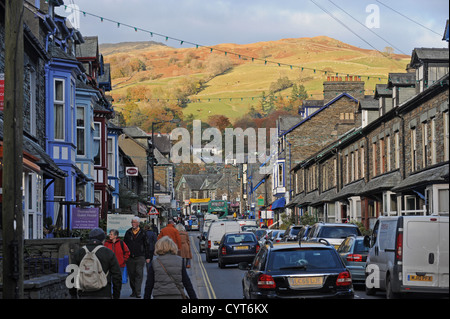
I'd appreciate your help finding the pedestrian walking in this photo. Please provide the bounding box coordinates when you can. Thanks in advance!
[104,229,130,276]
[70,227,122,299]
[123,216,150,298]
[144,236,197,299]
[144,224,157,263]
[175,224,192,268]
[157,219,182,252]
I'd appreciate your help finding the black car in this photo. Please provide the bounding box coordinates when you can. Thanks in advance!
[282,225,304,242]
[239,241,354,299]
[218,232,260,269]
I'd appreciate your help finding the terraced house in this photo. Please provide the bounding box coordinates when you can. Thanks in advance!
[0,0,119,239]
[287,47,449,229]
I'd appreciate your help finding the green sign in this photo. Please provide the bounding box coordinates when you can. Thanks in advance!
[257,196,264,206]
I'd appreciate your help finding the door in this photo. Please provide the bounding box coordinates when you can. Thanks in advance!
[402,217,440,288]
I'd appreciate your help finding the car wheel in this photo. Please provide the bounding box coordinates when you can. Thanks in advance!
[365,285,377,296]
[386,275,401,299]
[242,281,247,299]
[206,251,212,263]
[218,259,225,269]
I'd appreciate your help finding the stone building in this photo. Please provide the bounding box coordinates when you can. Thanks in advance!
[288,47,449,229]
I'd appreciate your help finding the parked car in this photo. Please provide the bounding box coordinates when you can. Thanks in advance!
[282,225,304,242]
[265,229,284,244]
[337,236,369,284]
[306,223,362,250]
[205,220,241,263]
[253,229,268,246]
[239,241,354,299]
[242,225,258,232]
[364,215,449,299]
[297,225,312,241]
[218,232,260,268]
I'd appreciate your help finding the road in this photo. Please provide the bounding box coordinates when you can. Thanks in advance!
[188,231,385,300]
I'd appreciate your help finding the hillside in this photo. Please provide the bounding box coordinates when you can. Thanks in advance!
[99,41,167,55]
[102,36,410,126]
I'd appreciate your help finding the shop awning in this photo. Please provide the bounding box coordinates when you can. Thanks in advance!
[271,197,286,210]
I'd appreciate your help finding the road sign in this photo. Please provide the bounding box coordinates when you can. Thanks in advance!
[257,195,264,206]
[150,197,156,205]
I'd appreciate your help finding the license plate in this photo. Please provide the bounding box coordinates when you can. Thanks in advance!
[408,275,433,282]
[288,276,324,288]
[234,246,249,251]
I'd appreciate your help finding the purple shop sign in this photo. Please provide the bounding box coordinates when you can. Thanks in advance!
[72,207,99,230]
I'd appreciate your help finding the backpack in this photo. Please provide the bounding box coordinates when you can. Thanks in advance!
[77,245,109,292]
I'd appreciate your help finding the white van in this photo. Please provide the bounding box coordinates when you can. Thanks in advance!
[364,215,449,298]
[205,220,241,263]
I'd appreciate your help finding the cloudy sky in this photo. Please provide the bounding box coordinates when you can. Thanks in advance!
[57,0,449,55]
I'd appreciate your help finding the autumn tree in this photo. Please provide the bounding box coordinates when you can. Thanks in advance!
[207,115,232,131]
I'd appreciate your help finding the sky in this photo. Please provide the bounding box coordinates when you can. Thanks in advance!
[56,0,449,55]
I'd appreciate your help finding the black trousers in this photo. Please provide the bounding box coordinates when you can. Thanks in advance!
[126,256,145,296]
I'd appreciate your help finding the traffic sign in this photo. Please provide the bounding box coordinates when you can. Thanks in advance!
[150,197,156,205]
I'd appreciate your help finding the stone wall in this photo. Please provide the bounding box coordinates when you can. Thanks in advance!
[0,238,80,299]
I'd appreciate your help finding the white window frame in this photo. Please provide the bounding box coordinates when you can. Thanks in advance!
[431,118,437,165]
[444,111,449,161]
[93,122,102,166]
[53,78,65,141]
[394,131,400,169]
[386,135,392,172]
[76,106,86,156]
[422,122,428,168]
[411,128,417,172]
[107,137,116,176]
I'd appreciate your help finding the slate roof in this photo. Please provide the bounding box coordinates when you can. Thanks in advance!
[75,36,99,59]
[359,171,402,195]
[375,84,393,98]
[181,175,207,190]
[328,179,365,202]
[410,48,449,64]
[388,73,416,87]
[278,116,302,132]
[392,164,449,192]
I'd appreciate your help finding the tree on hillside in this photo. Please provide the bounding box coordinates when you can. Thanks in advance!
[207,115,232,131]
[260,91,276,116]
[269,76,293,93]
[206,54,233,78]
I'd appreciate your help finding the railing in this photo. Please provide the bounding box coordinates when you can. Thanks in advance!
[1,255,69,280]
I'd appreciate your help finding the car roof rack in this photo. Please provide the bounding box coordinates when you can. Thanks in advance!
[318,238,331,246]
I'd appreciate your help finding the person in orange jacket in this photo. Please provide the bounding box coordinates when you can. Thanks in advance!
[157,220,182,253]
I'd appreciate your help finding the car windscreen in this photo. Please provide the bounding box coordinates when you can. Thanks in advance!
[225,234,255,244]
[267,248,340,271]
[290,228,302,236]
[320,226,360,238]
[354,239,370,254]
[254,230,267,240]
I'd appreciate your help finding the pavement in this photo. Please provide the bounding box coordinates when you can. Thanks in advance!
[120,232,209,299]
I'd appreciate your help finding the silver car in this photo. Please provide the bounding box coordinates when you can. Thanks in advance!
[337,236,369,284]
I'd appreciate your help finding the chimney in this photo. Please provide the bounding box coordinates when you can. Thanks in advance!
[323,76,365,102]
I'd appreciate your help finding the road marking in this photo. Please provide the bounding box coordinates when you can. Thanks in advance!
[191,236,217,299]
